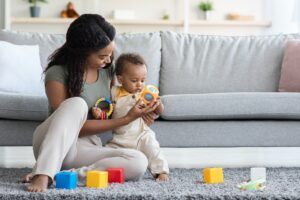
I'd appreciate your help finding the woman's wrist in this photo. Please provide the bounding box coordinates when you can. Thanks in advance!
[123,115,133,125]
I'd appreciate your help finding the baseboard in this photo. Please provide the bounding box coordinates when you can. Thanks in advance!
[163,147,300,168]
[1,147,300,168]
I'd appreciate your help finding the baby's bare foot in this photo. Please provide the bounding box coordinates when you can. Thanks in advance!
[156,173,169,182]
[22,173,33,183]
[27,175,50,192]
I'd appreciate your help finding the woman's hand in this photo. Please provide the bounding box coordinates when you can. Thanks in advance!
[125,99,160,122]
[91,107,102,119]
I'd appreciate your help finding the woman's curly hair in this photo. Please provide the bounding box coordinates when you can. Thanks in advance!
[45,14,116,97]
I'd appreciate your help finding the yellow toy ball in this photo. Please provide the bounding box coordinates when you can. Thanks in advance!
[94,98,113,120]
[140,85,159,104]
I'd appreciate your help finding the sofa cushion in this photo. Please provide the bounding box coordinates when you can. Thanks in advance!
[0,92,48,121]
[160,31,300,95]
[278,40,300,92]
[0,41,45,96]
[151,120,300,147]
[0,30,65,70]
[161,92,300,120]
[115,32,161,86]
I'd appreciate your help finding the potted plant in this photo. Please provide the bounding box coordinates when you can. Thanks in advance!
[28,0,48,18]
[198,1,213,20]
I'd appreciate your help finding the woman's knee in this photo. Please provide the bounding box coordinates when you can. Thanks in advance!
[63,97,88,116]
[126,150,148,180]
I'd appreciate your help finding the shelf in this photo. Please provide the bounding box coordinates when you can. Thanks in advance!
[11,17,183,26]
[108,19,182,26]
[189,20,272,27]
[11,17,74,24]
[11,17,271,27]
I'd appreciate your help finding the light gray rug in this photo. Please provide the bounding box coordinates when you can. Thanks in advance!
[0,167,300,199]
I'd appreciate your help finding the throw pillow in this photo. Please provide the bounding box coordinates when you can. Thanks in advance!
[0,41,45,96]
[278,40,300,92]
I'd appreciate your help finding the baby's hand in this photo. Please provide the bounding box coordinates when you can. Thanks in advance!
[92,107,102,119]
[156,96,162,105]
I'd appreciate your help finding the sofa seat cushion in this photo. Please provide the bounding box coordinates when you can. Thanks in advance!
[161,92,300,120]
[0,92,48,121]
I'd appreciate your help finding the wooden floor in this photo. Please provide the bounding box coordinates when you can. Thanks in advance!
[1,147,300,168]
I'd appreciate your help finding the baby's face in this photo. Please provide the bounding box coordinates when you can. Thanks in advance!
[118,63,147,93]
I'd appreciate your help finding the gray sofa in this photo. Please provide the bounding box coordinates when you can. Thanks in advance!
[1,30,300,147]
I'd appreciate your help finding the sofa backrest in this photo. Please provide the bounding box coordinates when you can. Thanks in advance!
[0,30,161,95]
[114,32,161,86]
[160,31,300,95]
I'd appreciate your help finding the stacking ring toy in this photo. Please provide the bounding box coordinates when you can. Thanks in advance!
[140,85,159,104]
[94,98,113,120]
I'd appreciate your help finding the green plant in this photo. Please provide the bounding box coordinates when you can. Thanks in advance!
[28,0,48,6]
[198,1,213,12]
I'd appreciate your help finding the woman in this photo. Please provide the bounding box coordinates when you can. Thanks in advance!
[23,14,159,192]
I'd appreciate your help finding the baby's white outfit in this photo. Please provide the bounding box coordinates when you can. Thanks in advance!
[106,86,169,176]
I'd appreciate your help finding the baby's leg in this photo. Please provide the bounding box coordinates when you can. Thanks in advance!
[137,130,169,181]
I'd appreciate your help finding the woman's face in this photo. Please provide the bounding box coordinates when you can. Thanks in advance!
[85,42,114,70]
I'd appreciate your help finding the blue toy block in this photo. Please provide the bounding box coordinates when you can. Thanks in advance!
[55,171,77,189]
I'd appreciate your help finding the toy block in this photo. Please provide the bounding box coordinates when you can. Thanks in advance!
[86,171,108,188]
[251,167,266,181]
[107,168,124,183]
[203,168,224,184]
[55,171,77,189]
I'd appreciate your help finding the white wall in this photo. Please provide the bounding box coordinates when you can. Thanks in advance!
[189,0,263,21]
[293,0,300,30]
[10,0,99,18]
[10,0,263,20]
[8,0,271,35]
[262,0,299,34]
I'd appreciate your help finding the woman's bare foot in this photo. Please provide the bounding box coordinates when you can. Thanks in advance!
[156,173,169,181]
[22,173,33,183]
[27,175,50,192]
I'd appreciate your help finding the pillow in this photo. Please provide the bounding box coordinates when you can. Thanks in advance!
[278,40,300,92]
[0,41,45,96]
[0,30,65,70]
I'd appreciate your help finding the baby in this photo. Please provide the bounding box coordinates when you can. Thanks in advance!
[93,53,169,181]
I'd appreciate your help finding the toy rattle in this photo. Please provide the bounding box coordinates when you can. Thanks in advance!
[237,178,266,191]
[140,85,159,104]
[93,98,113,120]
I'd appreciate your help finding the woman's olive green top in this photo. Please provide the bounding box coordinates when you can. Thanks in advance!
[45,65,113,118]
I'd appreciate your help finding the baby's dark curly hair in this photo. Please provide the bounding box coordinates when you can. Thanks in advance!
[115,53,146,76]
[46,14,116,97]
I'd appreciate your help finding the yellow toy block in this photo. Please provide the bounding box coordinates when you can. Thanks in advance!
[203,168,224,184]
[86,171,108,188]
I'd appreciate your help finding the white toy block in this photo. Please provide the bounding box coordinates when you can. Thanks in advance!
[250,167,266,181]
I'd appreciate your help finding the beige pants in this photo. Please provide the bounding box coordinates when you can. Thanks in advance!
[32,97,148,181]
[107,130,169,176]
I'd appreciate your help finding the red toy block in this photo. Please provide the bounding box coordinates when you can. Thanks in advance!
[107,168,124,183]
